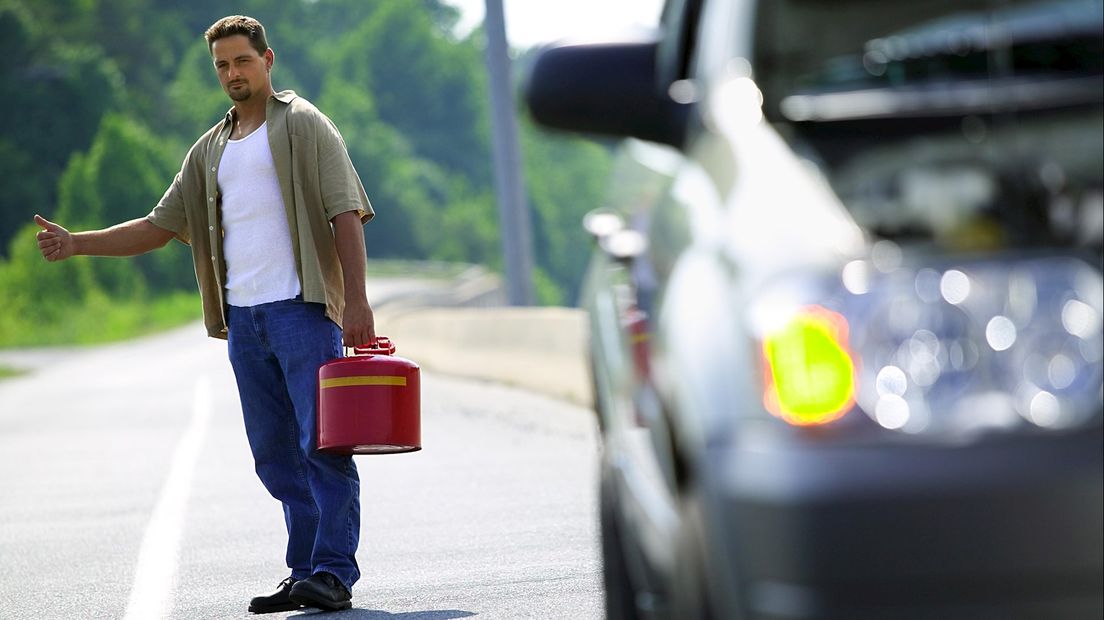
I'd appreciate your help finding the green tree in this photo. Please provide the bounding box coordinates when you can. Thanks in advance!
[0,1,125,255]
[1,0,618,352]
[0,223,100,337]
[330,0,492,185]
[166,39,235,137]
[522,121,614,304]
[54,114,190,295]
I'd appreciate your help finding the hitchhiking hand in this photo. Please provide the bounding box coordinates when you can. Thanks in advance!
[34,214,74,262]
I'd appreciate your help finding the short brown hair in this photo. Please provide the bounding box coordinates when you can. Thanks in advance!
[205,15,269,55]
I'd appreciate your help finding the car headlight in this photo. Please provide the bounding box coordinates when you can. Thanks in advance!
[751,249,1103,440]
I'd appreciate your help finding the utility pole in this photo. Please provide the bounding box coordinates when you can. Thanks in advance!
[483,0,536,306]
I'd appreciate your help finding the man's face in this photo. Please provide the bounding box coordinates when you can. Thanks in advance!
[211,34,272,103]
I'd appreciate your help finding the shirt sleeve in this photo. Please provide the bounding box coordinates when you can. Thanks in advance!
[316,115,374,224]
[147,169,191,244]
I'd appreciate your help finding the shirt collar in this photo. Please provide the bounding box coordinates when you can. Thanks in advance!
[272,89,297,104]
[221,90,298,126]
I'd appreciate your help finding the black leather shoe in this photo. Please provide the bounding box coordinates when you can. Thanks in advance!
[248,577,302,614]
[289,571,352,610]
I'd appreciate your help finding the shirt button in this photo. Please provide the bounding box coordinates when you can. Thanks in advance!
[209,226,214,231]
[208,196,214,202]
[211,255,216,261]
[211,167,216,172]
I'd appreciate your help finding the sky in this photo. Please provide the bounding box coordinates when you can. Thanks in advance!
[440,0,666,49]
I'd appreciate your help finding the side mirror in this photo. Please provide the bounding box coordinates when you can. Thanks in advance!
[524,40,691,148]
[600,229,648,263]
[582,209,625,240]
[583,209,647,263]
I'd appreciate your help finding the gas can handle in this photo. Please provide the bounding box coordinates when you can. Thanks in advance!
[352,336,395,356]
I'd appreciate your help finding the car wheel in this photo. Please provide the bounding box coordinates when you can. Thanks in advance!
[600,469,641,620]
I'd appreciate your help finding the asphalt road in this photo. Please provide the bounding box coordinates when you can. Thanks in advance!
[0,321,602,620]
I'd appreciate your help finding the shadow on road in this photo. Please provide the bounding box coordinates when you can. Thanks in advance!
[292,609,475,619]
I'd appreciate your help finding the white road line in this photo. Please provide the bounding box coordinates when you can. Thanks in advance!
[123,375,213,620]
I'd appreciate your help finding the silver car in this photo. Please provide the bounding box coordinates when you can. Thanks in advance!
[526,0,1103,618]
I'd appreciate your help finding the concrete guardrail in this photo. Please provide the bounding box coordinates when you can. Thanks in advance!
[369,266,593,407]
[376,305,592,407]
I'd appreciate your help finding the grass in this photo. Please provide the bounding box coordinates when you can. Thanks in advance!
[0,261,482,350]
[0,291,203,349]
[0,364,27,380]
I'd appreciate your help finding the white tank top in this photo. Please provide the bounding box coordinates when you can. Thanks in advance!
[218,121,301,307]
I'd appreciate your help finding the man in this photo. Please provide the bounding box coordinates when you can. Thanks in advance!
[35,15,372,614]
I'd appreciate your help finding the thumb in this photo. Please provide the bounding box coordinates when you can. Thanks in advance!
[34,214,60,232]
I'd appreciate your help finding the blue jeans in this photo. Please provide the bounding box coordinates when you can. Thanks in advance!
[227,298,360,590]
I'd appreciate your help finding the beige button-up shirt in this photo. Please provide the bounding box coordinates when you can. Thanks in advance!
[148,90,373,339]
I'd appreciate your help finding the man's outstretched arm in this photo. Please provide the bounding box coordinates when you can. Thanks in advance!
[35,214,176,262]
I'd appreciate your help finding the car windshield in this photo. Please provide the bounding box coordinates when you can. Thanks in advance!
[754,0,1103,255]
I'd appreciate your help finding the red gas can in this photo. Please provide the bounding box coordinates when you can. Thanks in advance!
[317,337,421,454]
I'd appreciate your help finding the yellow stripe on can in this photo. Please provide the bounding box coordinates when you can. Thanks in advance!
[320,375,408,389]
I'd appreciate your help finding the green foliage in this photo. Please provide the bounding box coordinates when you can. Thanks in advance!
[56,114,180,228]
[0,365,27,380]
[166,39,234,136]
[531,266,566,306]
[0,223,98,326]
[0,223,199,349]
[0,137,43,249]
[522,121,614,304]
[317,76,428,258]
[54,114,192,296]
[0,285,201,348]
[0,0,126,252]
[0,0,615,349]
[330,0,491,184]
[429,185,502,266]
